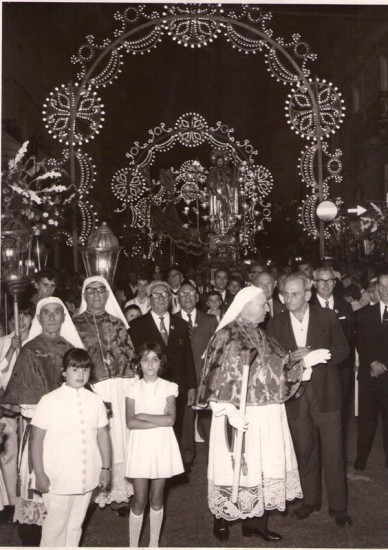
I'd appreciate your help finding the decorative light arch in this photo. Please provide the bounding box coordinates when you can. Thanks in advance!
[110,111,273,256]
[43,3,345,257]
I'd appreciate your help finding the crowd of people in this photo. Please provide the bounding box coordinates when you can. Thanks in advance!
[0,256,387,547]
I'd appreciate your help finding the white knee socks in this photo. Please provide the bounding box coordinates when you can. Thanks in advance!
[129,510,144,547]
[149,507,164,547]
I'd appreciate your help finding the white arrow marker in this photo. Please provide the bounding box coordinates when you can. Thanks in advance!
[347,205,367,216]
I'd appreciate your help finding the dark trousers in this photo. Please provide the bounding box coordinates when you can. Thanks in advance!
[287,384,347,512]
[180,408,212,465]
[180,406,195,465]
[357,373,388,463]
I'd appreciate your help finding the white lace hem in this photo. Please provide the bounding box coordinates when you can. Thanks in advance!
[208,469,303,521]
[94,462,133,508]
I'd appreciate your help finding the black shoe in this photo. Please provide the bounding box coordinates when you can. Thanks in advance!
[329,510,352,528]
[242,525,282,542]
[292,504,320,520]
[213,517,229,542]
[353,458,366,471]
[116,505,130,517]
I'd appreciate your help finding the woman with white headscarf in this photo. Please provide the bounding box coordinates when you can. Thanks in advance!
[73,276,135,511]
[2,297,83,544]
[197,286,313,543]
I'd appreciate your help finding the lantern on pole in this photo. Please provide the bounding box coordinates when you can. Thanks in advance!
[1,215,34,336]
[80,222,122,285]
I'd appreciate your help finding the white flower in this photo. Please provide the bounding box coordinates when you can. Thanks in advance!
[8,141,29,171]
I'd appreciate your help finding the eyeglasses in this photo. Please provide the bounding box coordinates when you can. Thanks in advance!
[151,291,170,299]
[316,278,335,284]
[178,290,196,297]
[85,286,107,295]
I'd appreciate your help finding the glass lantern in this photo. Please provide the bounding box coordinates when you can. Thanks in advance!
[80,222,123,285]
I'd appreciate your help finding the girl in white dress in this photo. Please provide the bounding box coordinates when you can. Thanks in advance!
[125,342,184,547]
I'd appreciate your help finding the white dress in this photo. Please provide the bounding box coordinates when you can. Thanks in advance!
[208,403,302,521]
[124,378,184,479]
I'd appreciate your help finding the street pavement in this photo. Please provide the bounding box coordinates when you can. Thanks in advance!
[1,413,388,547]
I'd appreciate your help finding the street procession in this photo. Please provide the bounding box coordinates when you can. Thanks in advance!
[1,2,388,548]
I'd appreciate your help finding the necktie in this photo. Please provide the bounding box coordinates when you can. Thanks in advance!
[383,305,388,328]
[159,316,168,345]
[187,312,193,339]
[325,300,330,308]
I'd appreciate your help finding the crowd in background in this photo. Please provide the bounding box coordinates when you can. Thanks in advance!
[0,255,387,546]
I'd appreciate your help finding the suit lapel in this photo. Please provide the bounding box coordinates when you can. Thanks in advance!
[281,313,298,350]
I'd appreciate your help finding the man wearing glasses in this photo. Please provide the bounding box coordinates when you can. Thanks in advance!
[310,267,355,447]
[175,280,218,470]
[129,280,196,459]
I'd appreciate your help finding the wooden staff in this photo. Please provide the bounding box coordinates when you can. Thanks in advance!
[231,349,251,503]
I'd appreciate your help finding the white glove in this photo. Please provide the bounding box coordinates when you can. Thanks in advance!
[228,410,249,431]
[302,366,313,381]
[303,349,331,368]
[210,402,249,431]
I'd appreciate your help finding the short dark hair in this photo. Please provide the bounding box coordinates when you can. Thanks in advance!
[12,301,36,319]
[214,269,229,278]
[62,348,93,372]
[124,304,142,315]
[206,290,222,301]
[180,279,196,290]
[134,341,167,377]
[35,268,58,284]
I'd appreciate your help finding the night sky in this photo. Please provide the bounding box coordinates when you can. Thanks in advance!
[3,2,388,263]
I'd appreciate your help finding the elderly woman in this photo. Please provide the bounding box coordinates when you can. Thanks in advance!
[197,286,327,543]
[2,297,84,545]
[73,276,135,512]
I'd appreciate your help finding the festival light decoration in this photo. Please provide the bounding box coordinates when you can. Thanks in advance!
[42,3,345,251]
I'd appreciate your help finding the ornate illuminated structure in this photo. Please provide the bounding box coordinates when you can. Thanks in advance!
[42,4,346,259]
[110,112,273,262]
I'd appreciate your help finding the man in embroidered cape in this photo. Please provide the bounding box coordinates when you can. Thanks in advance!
[197,286,329,543]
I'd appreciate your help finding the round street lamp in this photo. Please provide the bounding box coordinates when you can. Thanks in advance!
[80,222,123,285]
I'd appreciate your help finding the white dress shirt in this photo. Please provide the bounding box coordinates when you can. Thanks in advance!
[151,310,171,335]
[290,306,310,348]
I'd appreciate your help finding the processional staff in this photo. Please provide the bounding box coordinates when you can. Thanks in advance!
[231,348,257,503]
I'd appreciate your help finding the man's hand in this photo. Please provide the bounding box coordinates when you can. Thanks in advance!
[371,361,387,378]
[289,348,310,362]
[10,335,22,350]
[35,471,50,494]
[187,388,196,406]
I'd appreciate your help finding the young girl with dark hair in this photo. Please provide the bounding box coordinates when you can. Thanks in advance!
[125,342,184,547]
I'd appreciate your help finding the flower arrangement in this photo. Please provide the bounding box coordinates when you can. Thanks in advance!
[1,141,75,234]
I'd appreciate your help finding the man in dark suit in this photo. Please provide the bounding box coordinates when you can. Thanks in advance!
[267,272,352,528]
[354,273,388,471]
[253,271,284,328]
[310,267,355,445]
[175,280,218,469]
[128,280,197,462]
[213,269,234,313]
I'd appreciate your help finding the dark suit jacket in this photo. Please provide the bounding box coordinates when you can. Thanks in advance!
[267,305,350,417]
[175,309,218,379]
[355,303,388,380]
[310,294,355,359]
[128,311,196,392]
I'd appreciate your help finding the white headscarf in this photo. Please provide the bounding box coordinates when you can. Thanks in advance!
[216,286,264,332]
[77,275,129,329]
[27,297,85,348]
